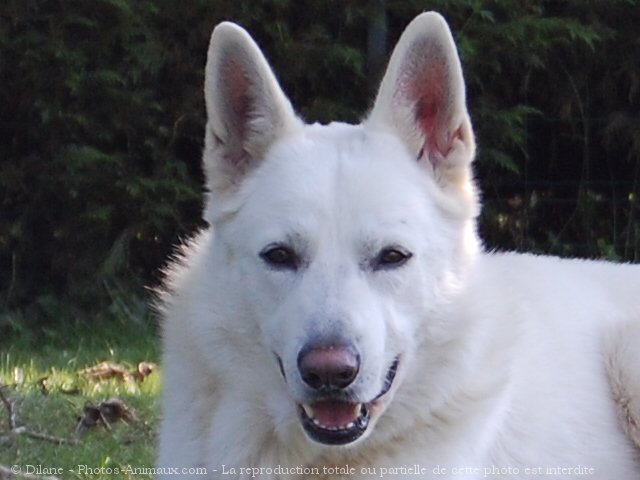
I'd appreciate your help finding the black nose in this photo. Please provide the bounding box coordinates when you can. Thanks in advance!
[297,342,360,390]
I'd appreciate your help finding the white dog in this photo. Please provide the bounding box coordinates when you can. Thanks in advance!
[157,12,640,479]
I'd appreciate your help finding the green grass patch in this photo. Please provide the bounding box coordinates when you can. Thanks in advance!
[0,318,161,479]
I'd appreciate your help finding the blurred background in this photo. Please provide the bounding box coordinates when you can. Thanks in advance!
[1,0,639,339]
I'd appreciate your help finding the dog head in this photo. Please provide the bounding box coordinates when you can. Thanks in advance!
[201,12,479,448]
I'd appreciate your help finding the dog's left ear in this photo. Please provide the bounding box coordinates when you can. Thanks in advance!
[367,12,475,191]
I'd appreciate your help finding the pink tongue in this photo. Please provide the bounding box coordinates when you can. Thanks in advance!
[311,400,359,427]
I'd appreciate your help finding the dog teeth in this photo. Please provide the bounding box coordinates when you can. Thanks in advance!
[311,418,356,431]
[302,403,364,431]
[302,404,315,418]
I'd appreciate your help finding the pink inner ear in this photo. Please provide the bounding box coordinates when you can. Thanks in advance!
[220,59,252,166]
[416,96,441,161]
[223,59,251,127]
[407,56,453,165]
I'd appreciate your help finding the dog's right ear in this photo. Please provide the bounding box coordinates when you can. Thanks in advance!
[203,22,301,202]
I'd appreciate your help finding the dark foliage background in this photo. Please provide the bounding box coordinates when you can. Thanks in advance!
[1,0,638,336]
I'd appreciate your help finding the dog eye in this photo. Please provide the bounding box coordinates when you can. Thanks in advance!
[260,245,298,270]
[373,247,412,270]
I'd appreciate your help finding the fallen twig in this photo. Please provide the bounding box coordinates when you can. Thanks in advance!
[12,426,77,445]
[0,384,17,430]
[0,385,77,446]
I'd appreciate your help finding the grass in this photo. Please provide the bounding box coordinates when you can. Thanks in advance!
[0,317,161,480]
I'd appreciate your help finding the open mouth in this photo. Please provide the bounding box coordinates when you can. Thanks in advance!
[298,357,399,445]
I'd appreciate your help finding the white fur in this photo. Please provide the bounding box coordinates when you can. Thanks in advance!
[158,12,640,479]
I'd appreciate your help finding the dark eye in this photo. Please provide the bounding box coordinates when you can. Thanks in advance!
[373,247,412,271]
[260,245,298,270]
